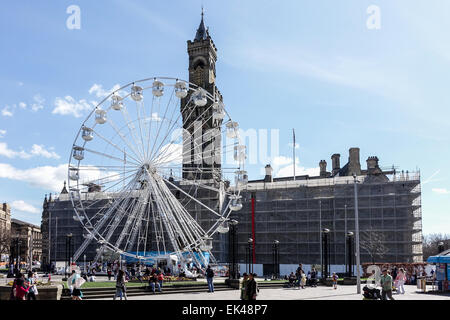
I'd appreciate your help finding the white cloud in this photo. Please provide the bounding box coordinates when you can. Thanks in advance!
[0,143,60,160]
[30,144,61,159]
[0,163,67,191]
[0,162,120,192]
[144,113,162,123]
[31,94,45,112]
[89,83,121,98]
[52,96,94,118]
[17,82,24,87]
[1,106,13,117]
[432,188,450,195]
[10,200,40,214]
[0,143,31,159]
[269,155,319,178]
[153,143,182,166]
[0,130,6,138]
[18,102,27,109]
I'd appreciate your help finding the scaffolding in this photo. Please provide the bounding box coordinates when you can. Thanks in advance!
[233,171,423,270]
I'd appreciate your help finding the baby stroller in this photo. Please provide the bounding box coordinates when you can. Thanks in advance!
[362,285,382,300]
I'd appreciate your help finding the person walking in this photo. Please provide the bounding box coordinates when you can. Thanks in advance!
[246,273,259,300]
[68,270,85,300]
[395,268,407,295]
[107,267,112,281]
[157,271,164,290]
[26,271,38,300]
[310,268,317,287]
[113,270,128,300]
[332,272,338,290]
[380,269,395,300]
[206,265,215,293]
[240,273,249,300]
[295,264,303,289]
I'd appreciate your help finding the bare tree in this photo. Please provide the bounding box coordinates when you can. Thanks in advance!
[0,228,11,260]
[422,233,450,261]
[360,230,389,264]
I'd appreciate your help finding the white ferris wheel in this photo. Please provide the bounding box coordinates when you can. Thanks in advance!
[68,77,247,269]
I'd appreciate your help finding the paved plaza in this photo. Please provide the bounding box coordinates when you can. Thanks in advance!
[91,284,449,301]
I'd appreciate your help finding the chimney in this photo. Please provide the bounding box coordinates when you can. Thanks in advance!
[331,154,340,176]
[264,164,273,182]
[348,147,361,176]
[366,156,380,174]
[319,160,327,177]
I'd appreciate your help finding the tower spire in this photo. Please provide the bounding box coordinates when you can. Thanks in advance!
[194,7,208,41]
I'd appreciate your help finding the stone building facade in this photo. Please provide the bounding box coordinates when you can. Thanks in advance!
[10,218,42,265]
[0,203,11,262]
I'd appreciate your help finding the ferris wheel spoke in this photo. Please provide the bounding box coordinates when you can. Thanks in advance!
[148,97,197,162]
[81,146,140,166]
[108,116,144,162]
[91,128,142,164]
[134,100,148,161]
[144,94,156,161]
[121,104,146,159]
[77,169,142,212]
[148,87,175,161]
[77,167,139,186]
[162,177,222,219]
[151,106,216,166]
[115,190,146,251]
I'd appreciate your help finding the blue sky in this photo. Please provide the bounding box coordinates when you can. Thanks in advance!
[0,0,449,235]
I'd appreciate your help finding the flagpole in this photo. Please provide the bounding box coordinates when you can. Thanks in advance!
[293,128,296,181]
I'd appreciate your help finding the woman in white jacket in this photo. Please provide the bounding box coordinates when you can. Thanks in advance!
[395,268,407,294]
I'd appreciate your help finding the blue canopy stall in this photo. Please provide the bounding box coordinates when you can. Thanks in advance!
[427,249,450,291]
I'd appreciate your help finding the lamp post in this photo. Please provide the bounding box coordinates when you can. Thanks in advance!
[247,238,253,274]
[322,228,330,280]
[353,174,362,294]
[346,232,354,277]
[14,235,20,275]
[228,220,239,280]
[438,241,445,254]
[66,233,72,278]
[272,240,280,279]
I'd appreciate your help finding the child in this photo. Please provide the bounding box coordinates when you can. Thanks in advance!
[332,272,338,289]
[301,271,307,289]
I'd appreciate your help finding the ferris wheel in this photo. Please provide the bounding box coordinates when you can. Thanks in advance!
[68,77,247,269]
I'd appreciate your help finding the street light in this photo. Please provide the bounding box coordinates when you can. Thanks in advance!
[353,174,362,295]
[228,220,239,280]
[346,232,354,277]
[322,228,330,280]
[272,240,280,279]
[247,238,253,274]
[66,233,72,278]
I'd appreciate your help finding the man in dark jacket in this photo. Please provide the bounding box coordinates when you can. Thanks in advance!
[296,264,303,288]
[246,273,258,300]
[206,265,214,292]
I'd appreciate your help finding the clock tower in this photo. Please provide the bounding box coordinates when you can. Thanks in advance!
[181,10,223,182]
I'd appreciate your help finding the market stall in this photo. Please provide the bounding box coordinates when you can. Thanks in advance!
[427,249,450,292]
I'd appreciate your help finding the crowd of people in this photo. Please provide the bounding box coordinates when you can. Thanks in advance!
[9,271,39,300]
